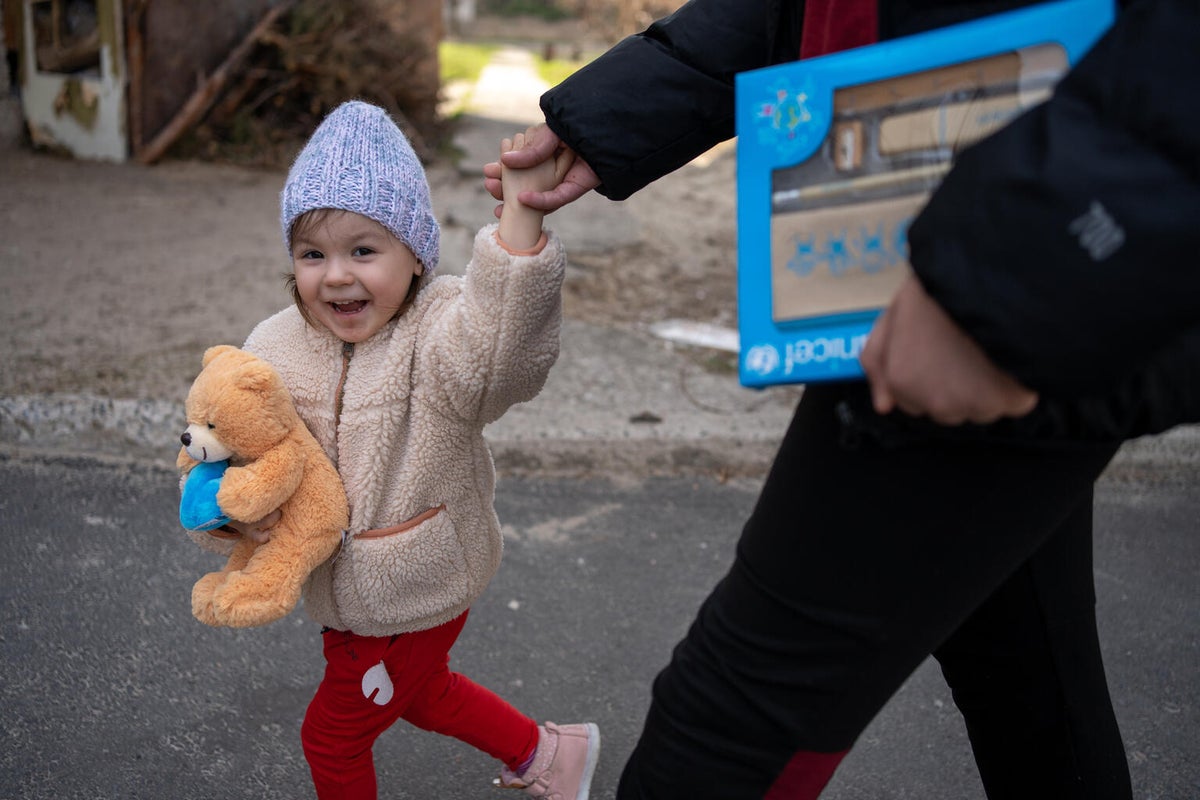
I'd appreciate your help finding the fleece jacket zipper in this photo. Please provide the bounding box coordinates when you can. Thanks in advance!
[330,340,354,559]
[334,341,354,450]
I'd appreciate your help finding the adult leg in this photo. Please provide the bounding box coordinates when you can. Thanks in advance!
[934,492,1132,800]
[617,384,1120,799]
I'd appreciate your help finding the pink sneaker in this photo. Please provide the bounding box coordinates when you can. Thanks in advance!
[495,722,600,799]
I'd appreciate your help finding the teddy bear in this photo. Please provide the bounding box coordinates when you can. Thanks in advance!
[178,345,348,628]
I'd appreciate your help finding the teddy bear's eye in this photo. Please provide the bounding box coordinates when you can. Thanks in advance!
[207,422,216,429]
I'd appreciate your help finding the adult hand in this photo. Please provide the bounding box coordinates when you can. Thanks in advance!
[483,123,600,216]
[860,276,1039,425]
[225,509,281,545]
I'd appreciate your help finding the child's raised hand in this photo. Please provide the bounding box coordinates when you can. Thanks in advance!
[483,123,596,216]
[500,128,572,199]
[496,127,571,251]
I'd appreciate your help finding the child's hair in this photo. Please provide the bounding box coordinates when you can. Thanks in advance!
[280,100,440,274]
[283,208,425,328]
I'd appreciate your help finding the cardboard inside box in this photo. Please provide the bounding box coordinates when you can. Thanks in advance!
[767,44,1066,325]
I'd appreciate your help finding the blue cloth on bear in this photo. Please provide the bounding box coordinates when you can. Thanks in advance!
[180,460,231,531]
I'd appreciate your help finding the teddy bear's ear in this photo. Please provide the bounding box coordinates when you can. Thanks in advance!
[203,345,240,368]
[231,357,283,395]
[235,362,281,395]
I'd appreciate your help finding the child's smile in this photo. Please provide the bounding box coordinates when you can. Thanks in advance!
[291,210,423,343]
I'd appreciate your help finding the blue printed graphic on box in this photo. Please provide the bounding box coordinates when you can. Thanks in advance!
[735,0,1114,387]
[751,76,825,163]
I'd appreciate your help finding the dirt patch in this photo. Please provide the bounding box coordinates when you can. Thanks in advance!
[562,144,739,331]
[0,14,741,405]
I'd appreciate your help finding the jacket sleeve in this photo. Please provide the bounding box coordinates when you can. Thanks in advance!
[420,226,566,425]
[1055,327,1200,439]
[908,0,1200,397]
[539,0,778,200]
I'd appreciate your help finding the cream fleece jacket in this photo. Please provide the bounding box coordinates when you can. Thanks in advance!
[229,224,564,636]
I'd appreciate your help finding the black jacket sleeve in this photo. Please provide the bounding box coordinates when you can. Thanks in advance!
[909,0,1200,398]
[539,0,779,200]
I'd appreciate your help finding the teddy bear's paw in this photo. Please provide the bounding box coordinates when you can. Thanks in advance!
[193,601,221,626]
[210,572,300,628]
[191,572,227,626]
[212,490,268,528]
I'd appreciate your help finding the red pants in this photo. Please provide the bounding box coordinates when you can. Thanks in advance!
[301,611,539,800]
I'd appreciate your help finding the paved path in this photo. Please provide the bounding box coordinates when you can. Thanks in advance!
[467,46,551,121]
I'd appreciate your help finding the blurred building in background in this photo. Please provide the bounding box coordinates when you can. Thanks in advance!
[3,0,442,163]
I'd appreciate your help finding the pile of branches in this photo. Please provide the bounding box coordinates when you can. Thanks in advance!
[164,0,444,169]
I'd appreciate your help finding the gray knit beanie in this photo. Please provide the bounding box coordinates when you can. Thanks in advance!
[280,100,440,273]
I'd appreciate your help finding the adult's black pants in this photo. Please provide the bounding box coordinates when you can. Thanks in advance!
[618,383,1129,799]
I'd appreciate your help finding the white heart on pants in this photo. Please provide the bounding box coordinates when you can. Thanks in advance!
[361,661,394,706]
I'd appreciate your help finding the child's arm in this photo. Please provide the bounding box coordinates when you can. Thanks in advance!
[496,127,572,251]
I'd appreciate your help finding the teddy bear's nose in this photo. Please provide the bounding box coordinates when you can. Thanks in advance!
[181,432,191,446]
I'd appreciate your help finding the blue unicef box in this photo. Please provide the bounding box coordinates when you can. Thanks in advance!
[735,0,1113,387]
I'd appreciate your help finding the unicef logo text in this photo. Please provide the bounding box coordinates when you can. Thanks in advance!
[784,335,866,367]
[744,334,867,379]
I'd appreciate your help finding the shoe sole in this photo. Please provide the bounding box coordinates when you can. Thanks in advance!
[577,722,600,800]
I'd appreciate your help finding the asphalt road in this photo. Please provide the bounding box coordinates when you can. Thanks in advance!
[1,452,1196,799]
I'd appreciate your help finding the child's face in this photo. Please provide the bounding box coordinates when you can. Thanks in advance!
[291,211,423,343]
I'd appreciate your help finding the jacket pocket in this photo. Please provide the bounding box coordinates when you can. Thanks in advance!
[335,505,474,629]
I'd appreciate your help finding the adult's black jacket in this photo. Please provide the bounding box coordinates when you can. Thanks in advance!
[540,0,1200,440]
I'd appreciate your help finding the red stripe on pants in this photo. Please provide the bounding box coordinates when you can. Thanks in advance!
[301,611,539,800]
[765,749,849,799]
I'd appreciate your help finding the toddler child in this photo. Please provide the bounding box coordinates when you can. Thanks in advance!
[199,100,598,799]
